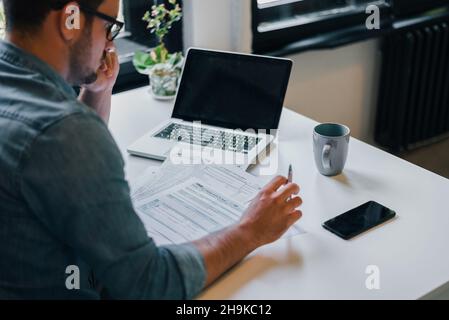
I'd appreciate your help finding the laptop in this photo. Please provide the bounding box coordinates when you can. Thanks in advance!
[127,48,292,167]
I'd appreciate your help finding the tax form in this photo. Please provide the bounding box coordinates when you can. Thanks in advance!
[131,162,304,245]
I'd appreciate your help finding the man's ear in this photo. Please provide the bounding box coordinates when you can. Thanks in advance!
[58,2,84,42]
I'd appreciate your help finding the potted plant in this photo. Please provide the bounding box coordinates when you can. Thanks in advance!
[133,0,183,100]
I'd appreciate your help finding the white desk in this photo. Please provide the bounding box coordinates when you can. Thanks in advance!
[110,86,449,300]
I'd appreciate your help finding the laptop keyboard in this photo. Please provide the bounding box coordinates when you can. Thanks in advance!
[154,123,261,154]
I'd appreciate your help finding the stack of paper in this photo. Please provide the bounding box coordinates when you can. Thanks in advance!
[130,161,304,245]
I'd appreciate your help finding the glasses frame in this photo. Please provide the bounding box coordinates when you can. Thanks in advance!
[79,5,125,41]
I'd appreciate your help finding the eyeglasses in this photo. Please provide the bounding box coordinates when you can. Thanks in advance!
[79,5,124,41]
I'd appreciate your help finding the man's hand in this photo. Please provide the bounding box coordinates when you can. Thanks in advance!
[82,48,120,93]
[240,176,302,248]
[194,175,302,288]
[78,49,120,123]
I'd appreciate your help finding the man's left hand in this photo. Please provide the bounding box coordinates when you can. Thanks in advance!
[82,48,120,93]
[78,48,120,123]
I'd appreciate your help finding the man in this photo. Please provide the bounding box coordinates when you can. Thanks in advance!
[0,0,302,299]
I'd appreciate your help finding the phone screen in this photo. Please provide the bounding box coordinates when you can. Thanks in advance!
[322,201,396,240]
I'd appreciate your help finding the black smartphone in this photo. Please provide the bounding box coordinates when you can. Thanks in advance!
[322,201,396,240]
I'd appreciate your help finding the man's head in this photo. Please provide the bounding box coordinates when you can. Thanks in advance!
[3,0,120,86]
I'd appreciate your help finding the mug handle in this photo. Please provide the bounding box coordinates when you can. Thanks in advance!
[322,144,331,170]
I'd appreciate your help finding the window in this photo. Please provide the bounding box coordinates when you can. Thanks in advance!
[114,0,184,93]
[252,0,449,55]
[252,0,391,54]
[393,0,449,17]
[256,0,387,32]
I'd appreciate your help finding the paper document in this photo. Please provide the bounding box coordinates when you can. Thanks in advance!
[131,162,305,245]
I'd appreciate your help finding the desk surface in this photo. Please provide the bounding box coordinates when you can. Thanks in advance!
[110,87,449,300]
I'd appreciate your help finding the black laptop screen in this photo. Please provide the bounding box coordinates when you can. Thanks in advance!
[172,49,292,131]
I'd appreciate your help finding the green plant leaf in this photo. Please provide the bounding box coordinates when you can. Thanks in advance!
[167,52,183,66]
[134,0,183,74]
[133,51,156,74]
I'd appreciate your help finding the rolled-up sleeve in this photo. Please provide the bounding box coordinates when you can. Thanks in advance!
[163,243,206,299]
[19,110,206,299]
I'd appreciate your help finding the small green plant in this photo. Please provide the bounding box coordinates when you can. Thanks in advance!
[133,0,183,74]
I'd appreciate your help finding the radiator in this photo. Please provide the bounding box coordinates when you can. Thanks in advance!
[375,21,449,151]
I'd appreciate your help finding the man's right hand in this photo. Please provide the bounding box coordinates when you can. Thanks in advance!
[194,175,302,288]
[239,176,303,249]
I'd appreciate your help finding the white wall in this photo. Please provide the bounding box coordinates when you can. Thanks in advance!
[183,0,252,52]
[285,40,381,143]
[183,0,381,142]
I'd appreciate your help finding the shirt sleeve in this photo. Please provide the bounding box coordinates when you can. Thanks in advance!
[19,110,206,299]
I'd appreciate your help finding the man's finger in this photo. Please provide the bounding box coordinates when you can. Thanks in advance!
[285,196,302,211]
[106,46,117,65]
[106,44,117,53]
[262,176,287,192]
[105,53,114,77]
[275,183,300,200]
[105,52,113,67]
[99,61,107,72]
[112,52,119,74]
[106,49,119,76]
[287,210,302,226]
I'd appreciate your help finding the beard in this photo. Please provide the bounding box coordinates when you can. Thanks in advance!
[68,22,99,86]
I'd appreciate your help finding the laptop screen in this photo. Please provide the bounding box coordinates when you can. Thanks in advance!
[172,49,292,131]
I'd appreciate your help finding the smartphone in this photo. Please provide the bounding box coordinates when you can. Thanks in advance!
[322,201,396,240]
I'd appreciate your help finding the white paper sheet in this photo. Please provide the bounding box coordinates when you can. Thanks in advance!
[131,162,305,245]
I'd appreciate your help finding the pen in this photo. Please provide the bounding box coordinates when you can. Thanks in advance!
[288,164,293,184]
[288,165,293,201]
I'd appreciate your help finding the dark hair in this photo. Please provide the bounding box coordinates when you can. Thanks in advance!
[3,0,104,32]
